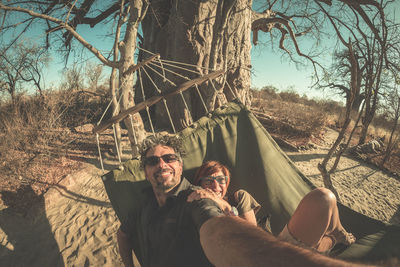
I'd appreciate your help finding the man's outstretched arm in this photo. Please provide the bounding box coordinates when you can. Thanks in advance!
[117,228,135,267]
[200,216,365,267]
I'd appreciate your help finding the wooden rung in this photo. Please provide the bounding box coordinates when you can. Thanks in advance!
[93,69,225,134]
[122,54,160,78]
[164,69,224,96]
[93,95,162,134]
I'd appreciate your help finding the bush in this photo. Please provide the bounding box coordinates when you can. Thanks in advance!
[0,89,110,196]
[279,90,301,103]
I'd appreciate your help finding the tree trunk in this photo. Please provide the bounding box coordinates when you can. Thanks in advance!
[359,89,378,145]
[381,119,398,167]
[139,0,252,131]
[381,98,400,167]
[110,67,122,156]
[351,94,363,112]
[318,41,358,200]
[119,0,147,156]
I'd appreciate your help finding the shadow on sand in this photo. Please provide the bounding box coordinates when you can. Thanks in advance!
[389,205,400,225]
[0,185,64,267]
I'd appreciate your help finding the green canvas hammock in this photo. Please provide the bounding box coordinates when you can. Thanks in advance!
[102,100,400,264]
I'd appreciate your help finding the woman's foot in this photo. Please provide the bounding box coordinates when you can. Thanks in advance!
[330,228,356,246]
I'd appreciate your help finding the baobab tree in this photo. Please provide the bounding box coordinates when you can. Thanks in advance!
[0,0,390,156]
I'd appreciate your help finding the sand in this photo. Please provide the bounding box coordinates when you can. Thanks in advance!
[1,127,399,266]
[0,164,124,267]
[286,127,400,225]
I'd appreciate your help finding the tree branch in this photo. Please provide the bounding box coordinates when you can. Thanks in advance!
[0,3,119,68]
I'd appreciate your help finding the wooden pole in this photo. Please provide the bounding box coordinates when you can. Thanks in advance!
[93,69,224,134]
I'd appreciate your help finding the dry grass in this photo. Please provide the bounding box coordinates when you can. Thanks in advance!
[1,87,399,211]
[0,90,111,211]
[251,89,333,146]
[251,88,400,176]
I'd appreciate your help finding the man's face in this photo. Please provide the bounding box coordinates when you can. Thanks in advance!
[144,145,183,192]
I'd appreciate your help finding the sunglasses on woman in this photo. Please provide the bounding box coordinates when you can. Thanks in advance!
[144,154,180,166]
[200,175,227,186]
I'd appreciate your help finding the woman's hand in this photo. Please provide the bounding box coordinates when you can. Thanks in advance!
[188,188,232,214]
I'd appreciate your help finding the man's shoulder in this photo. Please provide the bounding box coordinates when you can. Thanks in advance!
[175,178,202,197]
[176,184,203,202]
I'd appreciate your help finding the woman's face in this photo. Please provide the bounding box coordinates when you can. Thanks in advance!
[199,170,228,198]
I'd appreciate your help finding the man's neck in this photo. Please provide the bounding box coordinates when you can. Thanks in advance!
[153,190,168,206]
[153,182,181,207]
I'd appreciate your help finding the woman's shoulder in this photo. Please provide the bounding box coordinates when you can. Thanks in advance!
[233,189,254,200]
[228,189,260,213]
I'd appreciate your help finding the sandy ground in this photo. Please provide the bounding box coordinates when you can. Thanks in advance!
[286,128,400,225]
[0,128,399,266]
[0,163,124,267]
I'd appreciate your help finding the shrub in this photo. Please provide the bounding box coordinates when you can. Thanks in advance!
[0,89,110,196]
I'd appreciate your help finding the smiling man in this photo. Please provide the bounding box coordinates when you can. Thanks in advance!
[116,134,366,267]
[116,134,224,267]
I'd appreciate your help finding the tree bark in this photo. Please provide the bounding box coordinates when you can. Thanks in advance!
[351,93,363,112]
[381,97,400,167]
[118,0,148,155]
[138,0,252,131]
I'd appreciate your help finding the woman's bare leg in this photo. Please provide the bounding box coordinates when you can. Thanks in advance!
[287,188,355,252]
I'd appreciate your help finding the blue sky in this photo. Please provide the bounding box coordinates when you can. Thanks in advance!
[251,43,322,98]
[4,1,399,102]
[41,23,330,100]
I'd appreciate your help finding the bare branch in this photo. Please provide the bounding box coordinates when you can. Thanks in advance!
[0,3,118,68]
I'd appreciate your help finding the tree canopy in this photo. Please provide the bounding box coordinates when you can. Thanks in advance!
[0,0,397,154]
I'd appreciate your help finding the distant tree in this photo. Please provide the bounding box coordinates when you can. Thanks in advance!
[380,84,400,167]
[320,49,364,112]
[20,44,51,96]
[315,0,400,196]
[62,64,85,92]
[318,42,359,198]
[317,1,400,145]
[85,62,104,91]
[0,42,49,104]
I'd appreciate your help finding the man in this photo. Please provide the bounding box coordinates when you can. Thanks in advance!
[117,134,365,267]
[117,134,223,267]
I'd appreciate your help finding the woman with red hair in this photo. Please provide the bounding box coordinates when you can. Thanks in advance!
[188,160,356,253]
[189,160,261,226]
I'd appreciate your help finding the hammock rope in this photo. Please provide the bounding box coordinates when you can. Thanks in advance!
[138,68,155,135]
[179,90,193,124]
[94,51,229,170]
[149,61,192,81]
[138,46,215,72]
[141,66,162,94]
[225,80,236,98]
[144,63,176,87]
[157,56,167,82]
[112,124,123,166]
[163,98,176,133]
[96,133,105,174]
[195,84,209,114]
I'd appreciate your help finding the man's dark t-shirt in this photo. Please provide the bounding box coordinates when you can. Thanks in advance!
[120,178,224,267]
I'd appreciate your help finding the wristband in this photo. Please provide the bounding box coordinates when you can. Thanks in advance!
[229,206,238,216]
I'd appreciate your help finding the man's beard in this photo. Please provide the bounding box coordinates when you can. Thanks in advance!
[154,168,180,191]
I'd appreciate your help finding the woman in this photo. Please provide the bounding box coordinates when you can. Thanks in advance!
[188,160,356,253]
[188,160,260,226]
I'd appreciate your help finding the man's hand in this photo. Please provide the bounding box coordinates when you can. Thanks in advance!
[187,188,232,214]
[117,228,135,267]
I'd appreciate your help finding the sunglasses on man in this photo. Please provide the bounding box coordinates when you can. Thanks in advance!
[144,154,180,166]
[200,175,227,186]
